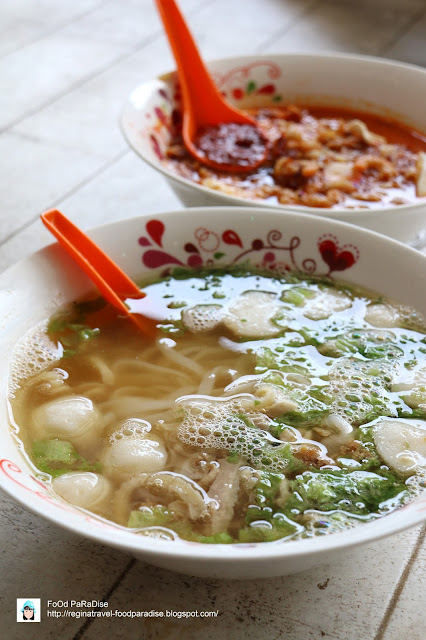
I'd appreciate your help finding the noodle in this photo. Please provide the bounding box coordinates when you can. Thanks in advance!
[84,355,115,385]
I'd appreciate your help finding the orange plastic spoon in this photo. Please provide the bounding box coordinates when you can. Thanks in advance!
[155,0,268,173]
[41,210,158,339]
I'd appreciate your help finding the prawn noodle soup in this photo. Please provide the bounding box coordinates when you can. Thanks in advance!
[8,266,426,544]
[163,105,426,210]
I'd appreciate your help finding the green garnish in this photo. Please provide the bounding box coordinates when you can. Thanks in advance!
[32,439,101,477]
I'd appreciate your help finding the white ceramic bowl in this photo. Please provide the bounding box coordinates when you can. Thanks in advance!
[1,207,426,579]
[121,53,426,244]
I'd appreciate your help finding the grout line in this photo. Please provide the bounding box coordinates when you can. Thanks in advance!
[0,0,213,135]
[378,5,426,57]
[0,148,129,250]
[374,524,426,640]
[254,0,320,52]
[71,556,137,640]
[0,0,107,61]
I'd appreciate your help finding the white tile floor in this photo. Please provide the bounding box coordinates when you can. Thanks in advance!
[1,1,425,638]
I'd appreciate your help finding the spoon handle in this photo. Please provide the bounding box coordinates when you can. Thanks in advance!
[155,0,243,131]
[41,210,159,338]
[41,209,144,307]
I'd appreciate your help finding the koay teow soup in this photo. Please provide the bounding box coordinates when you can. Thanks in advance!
[9,267,426,544]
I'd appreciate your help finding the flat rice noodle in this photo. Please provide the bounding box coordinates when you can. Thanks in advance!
[207,460,240,535]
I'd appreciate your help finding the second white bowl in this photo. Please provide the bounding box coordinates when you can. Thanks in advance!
[121,52,426,244]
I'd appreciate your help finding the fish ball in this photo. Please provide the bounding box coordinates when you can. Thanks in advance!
[32,395,102,451]
[102,435,167,480]
[52,472,111,512]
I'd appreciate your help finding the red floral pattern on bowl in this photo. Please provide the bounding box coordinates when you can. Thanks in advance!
[138,219,360,276]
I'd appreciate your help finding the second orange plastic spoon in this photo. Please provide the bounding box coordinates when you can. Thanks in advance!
[41,210,159,339]
[155,0,268,173]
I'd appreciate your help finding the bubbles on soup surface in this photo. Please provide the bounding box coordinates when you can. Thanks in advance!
[108,418,152,443]
[182,304,223,333]
[328,357,397,423]
[178,395,252,449]
[177,394,316,473]
[8,322,60,396]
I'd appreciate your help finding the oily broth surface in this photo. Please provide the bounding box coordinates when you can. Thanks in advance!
[8,269,426,543]
[163,104,426,210]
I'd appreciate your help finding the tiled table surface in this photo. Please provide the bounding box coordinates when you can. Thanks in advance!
[1,1,426,638]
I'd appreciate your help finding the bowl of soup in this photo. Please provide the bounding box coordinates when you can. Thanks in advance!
[121,53,426,244]
[1,206,426,578]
